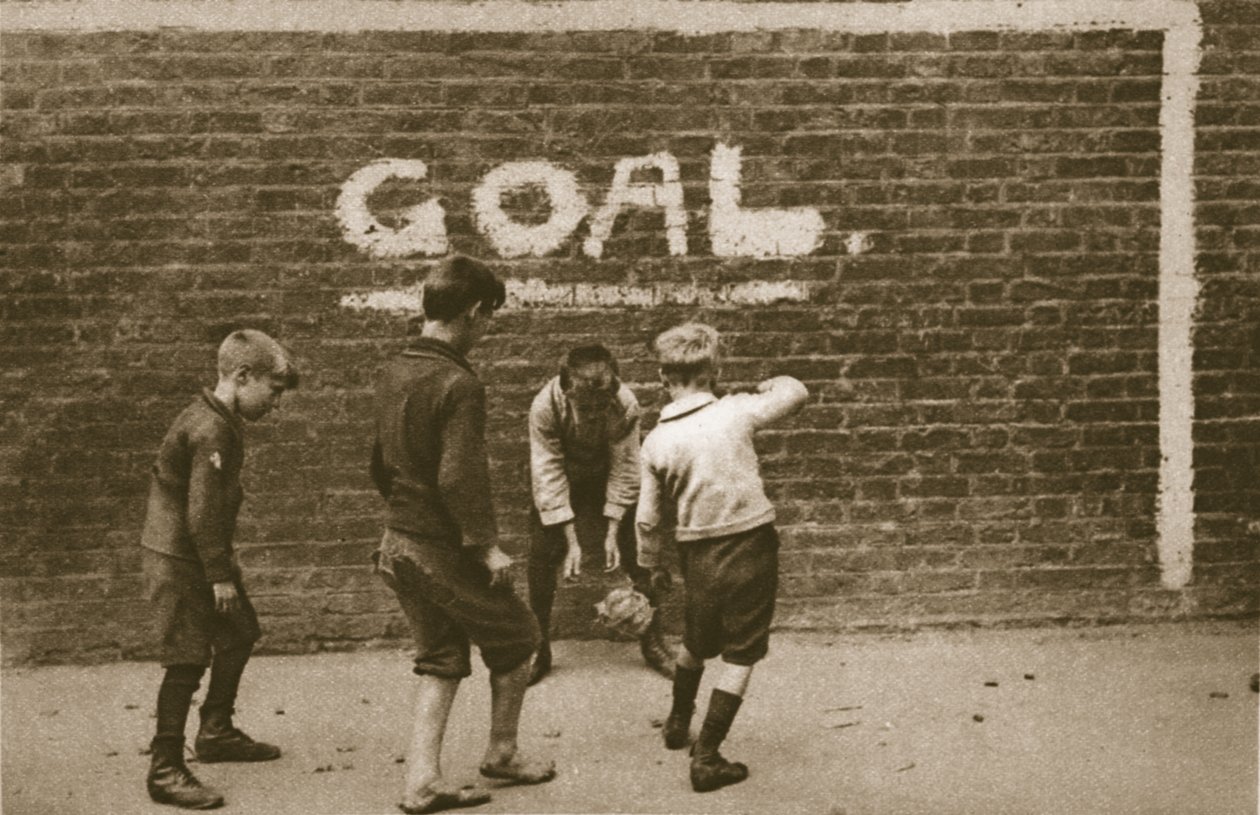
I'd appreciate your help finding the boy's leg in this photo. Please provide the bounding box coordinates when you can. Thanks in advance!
[398,676,491,814]
[663,645,704,750]
[375,536,494,813]
[525,511,564,685]
[195,577,278,763]
[149,664,225,810]
[143,549,224,809]
[195,645,280,762]
[688,524,778,793]
[479,659,555,784]
[690,662,753,792]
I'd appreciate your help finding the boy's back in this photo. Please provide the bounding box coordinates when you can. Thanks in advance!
[640,379,808,547]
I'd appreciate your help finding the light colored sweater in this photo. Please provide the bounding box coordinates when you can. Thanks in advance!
[529,376,641,526]
[636,376,809,568]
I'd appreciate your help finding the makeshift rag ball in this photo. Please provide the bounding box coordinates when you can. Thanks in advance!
[594,586,653,638]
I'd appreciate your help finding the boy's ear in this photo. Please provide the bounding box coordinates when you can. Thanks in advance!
[461,301,481,322]
[232,364,252,384]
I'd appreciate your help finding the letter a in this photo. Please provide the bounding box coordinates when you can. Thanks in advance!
[583,153,688,259]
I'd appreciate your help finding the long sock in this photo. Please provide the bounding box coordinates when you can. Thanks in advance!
[154,664,205,748]
[670,664,704,718]
[202,645,251,718]
[694,689,742,759]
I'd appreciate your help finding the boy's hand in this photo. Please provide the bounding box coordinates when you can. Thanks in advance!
[212,581,241,614]
[603,526,621,572]
[560,523,582,580]
[649,568,672,596]
[481,546,515,588]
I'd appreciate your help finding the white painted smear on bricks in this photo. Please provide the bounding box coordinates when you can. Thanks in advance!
[709,144,823,259]
[583,153,688,259]
[473,161,589,259]
[6,0,1200,35]
[1155,19,1202,590]
[335,160,447,258]
[339,279,812,314]
[9,0,1201,585]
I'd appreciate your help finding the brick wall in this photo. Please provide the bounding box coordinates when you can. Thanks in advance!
[2,1,1256,664]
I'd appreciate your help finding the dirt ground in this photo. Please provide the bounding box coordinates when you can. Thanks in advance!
[2,622,1257,815]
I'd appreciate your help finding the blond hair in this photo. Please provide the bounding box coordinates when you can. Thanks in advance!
[217,329,299,388]
[652,322,720,386]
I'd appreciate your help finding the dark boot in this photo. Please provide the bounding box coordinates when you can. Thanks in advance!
[690,689,748,793]
[638,612,675,680]
[663,664,703,750]
[527,639,552,686]
[194,708,281,763]
[147,737,224,810]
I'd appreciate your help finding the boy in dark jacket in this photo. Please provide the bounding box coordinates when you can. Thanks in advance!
[370,255,555,814]
[140,329,298,809]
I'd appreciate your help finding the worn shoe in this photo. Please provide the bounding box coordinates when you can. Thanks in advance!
[663,709,692,750]
[638,615,675,680]
[689,750,748,793]
[147,741,225,809]
[195,709,280,763]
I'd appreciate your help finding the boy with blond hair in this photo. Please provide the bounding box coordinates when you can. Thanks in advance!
[140,329,298,809]
[636,322,808,793]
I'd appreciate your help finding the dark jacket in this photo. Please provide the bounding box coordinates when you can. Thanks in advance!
[139,390,244,583]
[370,338,498,547]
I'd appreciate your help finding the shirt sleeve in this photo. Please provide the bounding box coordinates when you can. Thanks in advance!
[434,377,499,548]
[528,384,574,527]
[635,447,667,569]
[603,389,641,520]
[740,376,810,429]
[186,426,237,584]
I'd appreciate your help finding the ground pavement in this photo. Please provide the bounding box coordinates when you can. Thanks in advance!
[2,622,1257,815]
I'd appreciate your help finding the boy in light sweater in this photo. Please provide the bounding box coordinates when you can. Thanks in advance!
[636,322,808,793]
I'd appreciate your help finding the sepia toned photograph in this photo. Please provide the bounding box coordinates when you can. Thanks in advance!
[1,1,1257,813]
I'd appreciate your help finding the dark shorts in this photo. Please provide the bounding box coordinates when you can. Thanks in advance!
[142,548,260,668]
[679,523,779,666]
[375,529,540,679]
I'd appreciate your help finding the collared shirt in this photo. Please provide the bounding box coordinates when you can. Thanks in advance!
[370,337,499,548]
[636,377,809,568]
[528,375,640,526]
[139,390,245,583]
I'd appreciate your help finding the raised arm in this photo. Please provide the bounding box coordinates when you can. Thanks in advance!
[743,375,809,428]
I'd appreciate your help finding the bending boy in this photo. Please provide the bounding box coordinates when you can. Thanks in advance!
[636,322,808,793]
[140,329,297,809]
[370,255,555,814]
[526,344,673,684]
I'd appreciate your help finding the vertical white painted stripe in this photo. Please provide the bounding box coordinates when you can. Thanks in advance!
[1156,16,1203,589]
